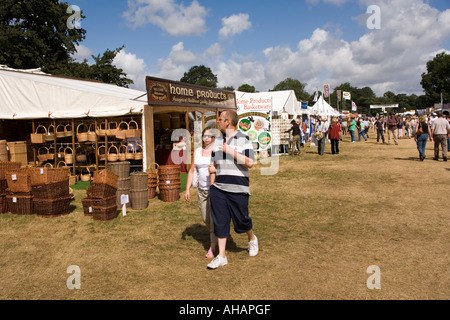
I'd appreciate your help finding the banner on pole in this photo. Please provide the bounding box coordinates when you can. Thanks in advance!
[343,92,351,100]
[337,90,342,102]
[323,84,330,98]
[351,101,357,111]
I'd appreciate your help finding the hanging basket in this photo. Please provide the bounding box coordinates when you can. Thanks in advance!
[106,121,118,137]
[87,123,97,142]
[126,119,142,138]
[56,124,66,138]
[31,125,47,144]
[98,145,106,162]
[64,124,73,137]
[80,167,91,182]
[134,143,143,160]
[44,124,56,142]
[77,123,89,142]
[57,147,65,160]
[126,144,135,160]
[47,146,55,161]
[107,145,119,162]
[118,145,127,162]
[64,147,74,164]
[96,121,106,137]
[115,121,129,140]
[37,147,49,162]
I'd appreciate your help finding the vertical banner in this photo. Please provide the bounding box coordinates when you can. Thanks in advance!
[352,101,357,112]
[323,84,330,98]
[337,90,342,102]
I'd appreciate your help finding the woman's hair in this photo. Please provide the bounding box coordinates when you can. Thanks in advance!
[419,115,427,123]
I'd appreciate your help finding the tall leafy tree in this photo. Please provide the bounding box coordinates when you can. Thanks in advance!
[180,65,218,88]
[271,78,310,101]
[0,0,86,73]
[238,84,256,93]
[421,51,450,104]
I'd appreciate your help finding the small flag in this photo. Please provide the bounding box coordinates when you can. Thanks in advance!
[352,101,357,111]
[313,90,318,102]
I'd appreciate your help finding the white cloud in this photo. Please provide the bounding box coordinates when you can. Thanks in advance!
[219,13,252,38]
[113,49,149,91]
[72,44,92,62]
[123,0,208,36]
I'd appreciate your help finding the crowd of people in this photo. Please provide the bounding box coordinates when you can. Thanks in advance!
[283,110,450,161]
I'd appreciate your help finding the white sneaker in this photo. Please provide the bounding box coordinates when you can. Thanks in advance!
[248,236,259,257]
[207,255,228,269]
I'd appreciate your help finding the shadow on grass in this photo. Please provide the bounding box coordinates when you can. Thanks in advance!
[181,223,247,253]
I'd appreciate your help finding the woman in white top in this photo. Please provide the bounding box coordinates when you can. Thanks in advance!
[185,127,217,258]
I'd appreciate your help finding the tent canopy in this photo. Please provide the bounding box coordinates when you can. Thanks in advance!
[235,90,298,115]
[310,95,340,117]
[0,66,147,120]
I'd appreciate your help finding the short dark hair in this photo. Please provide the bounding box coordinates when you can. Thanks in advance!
[222,110,239,127]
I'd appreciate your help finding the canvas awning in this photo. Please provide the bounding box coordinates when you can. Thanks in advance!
[0,66,147,120]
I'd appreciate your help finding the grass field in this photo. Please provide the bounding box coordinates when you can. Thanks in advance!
[0,132,448,300]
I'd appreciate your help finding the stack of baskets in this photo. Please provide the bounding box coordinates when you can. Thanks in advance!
[4,168,34,215]
[28,167,71,217]
[0,161,21,213]
[83,169,118,221]
[108,162,131,210]
[158,165,181,202]
[129,171,148,210]
[147,171,158,199]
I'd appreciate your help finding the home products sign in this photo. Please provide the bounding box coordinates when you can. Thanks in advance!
[146,76,236,109]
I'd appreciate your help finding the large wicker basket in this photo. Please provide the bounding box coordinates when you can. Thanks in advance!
[130,171,148,190]
[87,183,117,199]
[92,205,119,221]
[108,162,130,179]
[129,189,148,210]
[6,195,34,215]
[32,179,69,200]
[5,171,32,193]
[92,169,118,189]
[0,194,8,213]
[0,161,21,180]
[33,196,71,217]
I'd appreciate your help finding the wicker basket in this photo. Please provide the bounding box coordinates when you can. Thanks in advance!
[106,121,118,137]
[33,196,71,217]
[82,196,116,216]
[158,165,181,175]
[96,121,106,137]
[107,145,119,162]
[134,143,143,160]
[130,189,148,210]
[0,194,8,213]
[126,119,142,138]
[0,161,21,180]
[98,145,106,162]
[55,124,66,138]
[0,179,7,194]
[87,183,117,198]
[47,146,55,161]
[130,171,148,190]
[77,123,89,142]
[117,177,131,190]
[5,171,32,193]
[87,123,96,142]
[64,124,73,137]
[92,169,118,189]
[44,124,56,142]
[159,189,180,202]
[148,187,156,199]
[92,205,119,221]
[64,147,73,164]
[126,144,134,160]
[37,147,49,162]
[80,167,91,182]
[31,125,47,144]
[115,121,129,140]
[108,162,130,179]
[32,179,69,200]
[7,195,34,215]
[26,167,69,185]
[118,145,127,161]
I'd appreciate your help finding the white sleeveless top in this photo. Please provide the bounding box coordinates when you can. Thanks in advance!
[195,147,211,190]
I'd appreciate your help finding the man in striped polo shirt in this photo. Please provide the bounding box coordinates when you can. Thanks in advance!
[207,110,259,269]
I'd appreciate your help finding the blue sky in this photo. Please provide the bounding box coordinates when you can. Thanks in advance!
[71,0,450,97]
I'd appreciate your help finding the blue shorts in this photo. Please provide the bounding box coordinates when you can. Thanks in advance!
[209,185,253,238]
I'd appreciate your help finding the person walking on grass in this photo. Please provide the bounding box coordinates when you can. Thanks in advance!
[387,112,399,145]
[356,118,367,142]
[348,116,356,143]
[375,116,386,143]
[328,117,341,155]
[285,119,301,155]
[185,127,218,259]
[430,111,450,162]
[207,110,258,270]
[414,115,429,161]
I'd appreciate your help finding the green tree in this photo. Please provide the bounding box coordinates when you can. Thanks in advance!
[180,65,218,88]
[237,84,256,93]
[271,78,310,101]
[421,51,450,104]
[0,0,86,73]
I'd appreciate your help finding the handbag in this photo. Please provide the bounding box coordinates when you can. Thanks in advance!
[192,168,199,188]
[415,123,423,136]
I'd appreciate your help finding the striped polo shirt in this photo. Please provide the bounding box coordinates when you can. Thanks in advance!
[211,130,254,195]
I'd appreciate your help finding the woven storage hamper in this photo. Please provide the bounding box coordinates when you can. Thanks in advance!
[87,183,117,199]
[0,161,21,180]
[108,162,130,179]
[32,179,69,200]
[129,189,148,210]
[5,171,32,193]
[92,205,119,221]
[82,196,116,216]
[33,196,71,217]
[158,183,180,202]
[0,194,8,213]
[92,169,118,189]
[0,179,7,194]
[117,177,131,190]
[7,195,34,215]
[82,197,94,216]
[130,171,148,190]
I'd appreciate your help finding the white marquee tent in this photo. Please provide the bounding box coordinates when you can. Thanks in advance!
[310,94,340,117]
[234,90,299,115]
[0,66,147,120]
